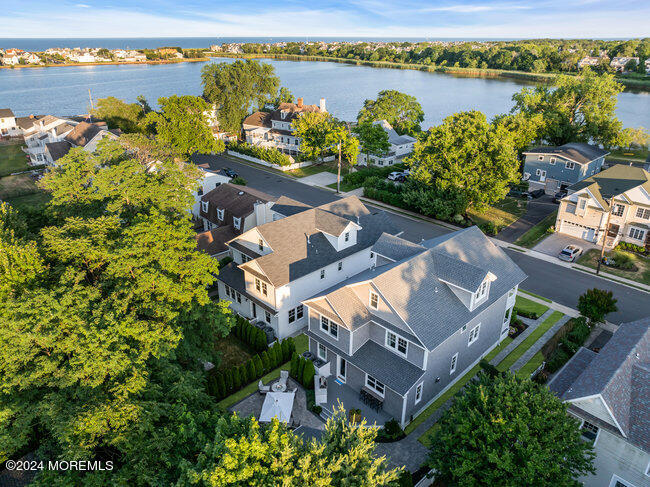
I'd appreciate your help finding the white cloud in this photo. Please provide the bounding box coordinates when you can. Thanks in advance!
[419,4,532,13]
[75,3,90,7]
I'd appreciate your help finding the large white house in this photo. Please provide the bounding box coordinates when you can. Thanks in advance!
[20,115,76,164]
[548,318,649,487]
[0,108,21,138]
[357,120,416,167]
[42,121,120,165]
[242,97,326,155]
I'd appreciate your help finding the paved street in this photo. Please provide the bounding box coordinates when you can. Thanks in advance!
[194,154,650,324]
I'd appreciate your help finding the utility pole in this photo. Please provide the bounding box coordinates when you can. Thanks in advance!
[87,89,94,122]
[596,203,612,275]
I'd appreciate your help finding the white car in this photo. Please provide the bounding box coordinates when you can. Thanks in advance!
[387,171,403,181]
[558,245,583,262]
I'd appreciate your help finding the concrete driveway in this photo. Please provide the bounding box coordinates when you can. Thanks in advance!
[533,233,599,258]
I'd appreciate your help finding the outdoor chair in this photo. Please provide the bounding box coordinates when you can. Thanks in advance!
[258,380,270,395]
[279,370,289,387]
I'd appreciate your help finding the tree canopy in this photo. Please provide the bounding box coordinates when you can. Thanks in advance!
[91,96,147,134]
[577,288,618,325]
[201,60,280,133]
[147,95,224,156]
[511,70,624,147]
[427,372,595,487]
[293,111,336,162]
[357,90,424,136]
[353,122,391,160]
[0,140,233,485]
[408,110,520,211]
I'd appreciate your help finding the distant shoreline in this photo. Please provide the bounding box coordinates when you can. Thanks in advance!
[0,57,210,70]
[207,52,650,92]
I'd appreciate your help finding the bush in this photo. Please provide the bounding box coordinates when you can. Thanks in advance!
[311,404,322,415]
[260,350,271,372]
[271,342,283,367]
[218,255,233,268]
[479,221,498,236]
[479,359,500,378]
[513,307,541,320]
[253,355,264,377]
[610,250,636,270]
[546,348,571,373]
[290,353,299,379]
[230,176,247,186]
[395,470,414,487]
[302,360,315,389]
[224,369,233,393]
[376,419,406,443]
[616,241,647,255]
[228,141,293,166]
[297,356,306,382]
[232,367,242,390]
[567,319,591,345]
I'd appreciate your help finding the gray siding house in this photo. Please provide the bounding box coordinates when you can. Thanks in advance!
[522,143,609,195]
[303,227,526,428]
[548,318,649,487]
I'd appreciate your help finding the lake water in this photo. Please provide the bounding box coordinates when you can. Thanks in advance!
[1,58,648,129]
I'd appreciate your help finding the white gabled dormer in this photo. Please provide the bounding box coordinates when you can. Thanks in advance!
[320,221,361,251]
[469,272,496,311]
[233,228,273,256]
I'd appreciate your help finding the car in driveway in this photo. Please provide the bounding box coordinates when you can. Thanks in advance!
[558,244,583,262]
[222,167,238,178]
[387,171,404,181]
[528,189,545,199]
[553,189,568,203]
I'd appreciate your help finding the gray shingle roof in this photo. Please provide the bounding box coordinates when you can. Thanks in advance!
[548,347,597,397]
[271,196,311,217]
[372,233,424,262]
[65,121,103,147]
[524,143,609,165]
[217,263,276,314]
[559,317,649,451]
[45,141,71,161]
[200,183,274,223]
[432,251,487,292]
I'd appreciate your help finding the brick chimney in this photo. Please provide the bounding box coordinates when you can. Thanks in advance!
[319,98,326,112]
[296,97,303,108]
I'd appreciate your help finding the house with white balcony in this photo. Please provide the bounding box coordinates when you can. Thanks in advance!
[216,196,397,340]
[40,121,120,165]
[20,115,75,164]
[303,226,525,427]
[0,109,20,138]
[548,317,649,487]
[357,120,416,167]
[242,97,326,155]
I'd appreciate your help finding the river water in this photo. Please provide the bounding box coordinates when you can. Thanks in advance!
[1,58,648,129]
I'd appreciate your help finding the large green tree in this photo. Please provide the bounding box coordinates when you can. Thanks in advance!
[408,110,520,211]
[177,406,400,486]
[91,96,146,134]
[427,372,595,487]
[357,90,424,136]
[201,60,280,133]
[0,141,233,484]
[511,71,624,147]
[353,121,391,163]
[577,288,618,325]
[293,111,336,162]
[148,95,224,156]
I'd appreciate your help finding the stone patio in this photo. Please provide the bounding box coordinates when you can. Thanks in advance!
[229,377,325,430]
[320,380,393,427]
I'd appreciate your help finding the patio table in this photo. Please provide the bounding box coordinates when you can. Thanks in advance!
[271,381,287,392]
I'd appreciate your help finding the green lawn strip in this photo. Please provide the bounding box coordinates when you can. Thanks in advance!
[514,211,558,248]
[0,174,41,200]
[496,311,563,372]
[514,295,549,317]
[216,334,308,410]
[326,181,358,192]
[467,197,527,231]
[0,143,30,177]
[577,248,650,286]
[516,351,545,379]
[405,337,512,437]
[518,289,552,302]
[4,191,51,211]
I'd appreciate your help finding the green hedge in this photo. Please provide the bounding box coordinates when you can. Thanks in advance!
[544,317,591,373]
[228,141,293,166]
[616,241,647,255]
[289,353,315,389]
[232,315,268,352]
[206,336,296,401]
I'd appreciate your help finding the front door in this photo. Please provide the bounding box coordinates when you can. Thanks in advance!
[337,357,347,382]
[539,170,546,182]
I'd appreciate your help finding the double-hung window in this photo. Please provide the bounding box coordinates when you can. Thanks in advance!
[217,208,224,220]
[338,261,343,271]
[296,304,303,320]
[288,305,303,323]
[386,331,407,356]
[612,204,625,217]
[320,269,326,279]
[344,232,349,242]
[369,291,378,309]
[320,316,338,339]
[366,375,385,396]
[233,216,241,230]
[565,161,575,170]
[468,324,480,346]
[415,383,423,404]
[475,281,488,303]
[629,227,645,241]
[450,353,458,374]
[636,207,650,220]
[288,308,295,323]
[201,200,208,213]
[255,278,267,296]
[317,343,327,360]
[549,157,556,165]
[265,311,271,323]
[581,421,599,442]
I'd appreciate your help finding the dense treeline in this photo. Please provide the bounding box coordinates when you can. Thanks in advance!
[234,38,650,75]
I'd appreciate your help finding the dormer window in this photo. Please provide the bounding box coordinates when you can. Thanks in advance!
[549,157,556,165]
[255,278,267,296]
[369,291,378,309]
[258,239,264,251]
[201,200,208,213]
[233,216,241,230]
[386,330,407,357]
[344,232,349,242]
[475,281,488,302]
[537,155,544,161]
[217,208,224,221]
[565,161,575,170]
[320,269,326,279]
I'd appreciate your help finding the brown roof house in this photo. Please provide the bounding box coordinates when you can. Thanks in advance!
[242,97,326,155]
[43,121,120,165]
[196,183,276,258]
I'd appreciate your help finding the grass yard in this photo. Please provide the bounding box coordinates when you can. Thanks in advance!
[514,211,558,248]
[516,351,545,379]
[468,197,527,232]
[0,142,30,177]
[407,336,512,438]
[287,159,350,178]
[216,333,308,410]
[326,180,358,193]
[577,248,650,286]
[214,335,256,371]
[514,295,550,317]
[608,148,649,162]
[496,311,563,372]
[4,191,51,211]
[0,174,40,200]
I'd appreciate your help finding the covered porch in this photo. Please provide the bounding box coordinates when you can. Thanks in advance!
[319,379,393,427]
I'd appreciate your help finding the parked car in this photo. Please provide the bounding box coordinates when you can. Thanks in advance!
[387,171,403,181]
[554,189,568,203]
[222,167,238,178]
[507,188,529,198]
[528,189,545,199]
[558,245,583,262]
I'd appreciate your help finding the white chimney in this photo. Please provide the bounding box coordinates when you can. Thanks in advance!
[319,98,326,113]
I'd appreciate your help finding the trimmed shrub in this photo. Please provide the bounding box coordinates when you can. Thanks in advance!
[546,348,571,373]
[479,359,500,378]
[513,307,541,320]
[395,470,414,487]
[229,141,292,166]
[246,360,256,384]
[302,360,315,389]
[271,342,283,366]
[232,367,242,390]
[256,328,268,352]
[281,339,291,362]
[376,419,406,443]
[239,364,249,385]
[297,356,306,382]
[260,350,271,372]
[253,355,264,377]
[224,369,233,393]
[230,176,247,186]
[290,353,299,379]
[216,373,226,399]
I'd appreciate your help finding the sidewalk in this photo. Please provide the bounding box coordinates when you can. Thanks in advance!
[488,309,556,366]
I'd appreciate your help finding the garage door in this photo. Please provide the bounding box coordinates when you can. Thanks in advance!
[559,221,597,242]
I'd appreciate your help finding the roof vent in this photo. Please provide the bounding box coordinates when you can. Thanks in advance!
[238,191,244,195]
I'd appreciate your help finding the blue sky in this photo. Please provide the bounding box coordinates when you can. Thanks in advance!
[3,0,649,38]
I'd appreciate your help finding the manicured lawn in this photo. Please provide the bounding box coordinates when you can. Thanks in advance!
[608,148,649,162]
[516,351,545,379]
[287,160,350,178]
[214,335,255,371]
[496,311,563,372]
[577,248,650,286]
[514,295,549,317]
[0,143,29,177]
[326,180,358,193]
[406,337,512,438]
[518,289,552,303]
[4,191,51,211]
[468,197,527,232]
[514,211,557,248]
[216,333,308,410]
[0,174,40,200]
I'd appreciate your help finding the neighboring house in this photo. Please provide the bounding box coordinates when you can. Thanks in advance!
[646,59,650,75]
[25,53,41,64]
[0,108,20,137]
[70,52,96,63]
[43,121,120,165]
[578,56,606,69]
[555,165,650,247]
[191,167,231,220]
[610,57,639,73]
[196,183,275,258]
[204,105,238,143]
[2,55,20,66]
[216,196,397,340]
[21,115,75,164]
[243,97,326,155]
[522,143,609,195]
[548,318,649,487]
[357,120,416,167]
[304,226,525,427]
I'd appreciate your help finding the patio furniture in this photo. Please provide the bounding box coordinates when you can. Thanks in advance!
[279,370,289,387]
[258,380,270,395]
[259,391,295,423]
[359,386,384,412]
